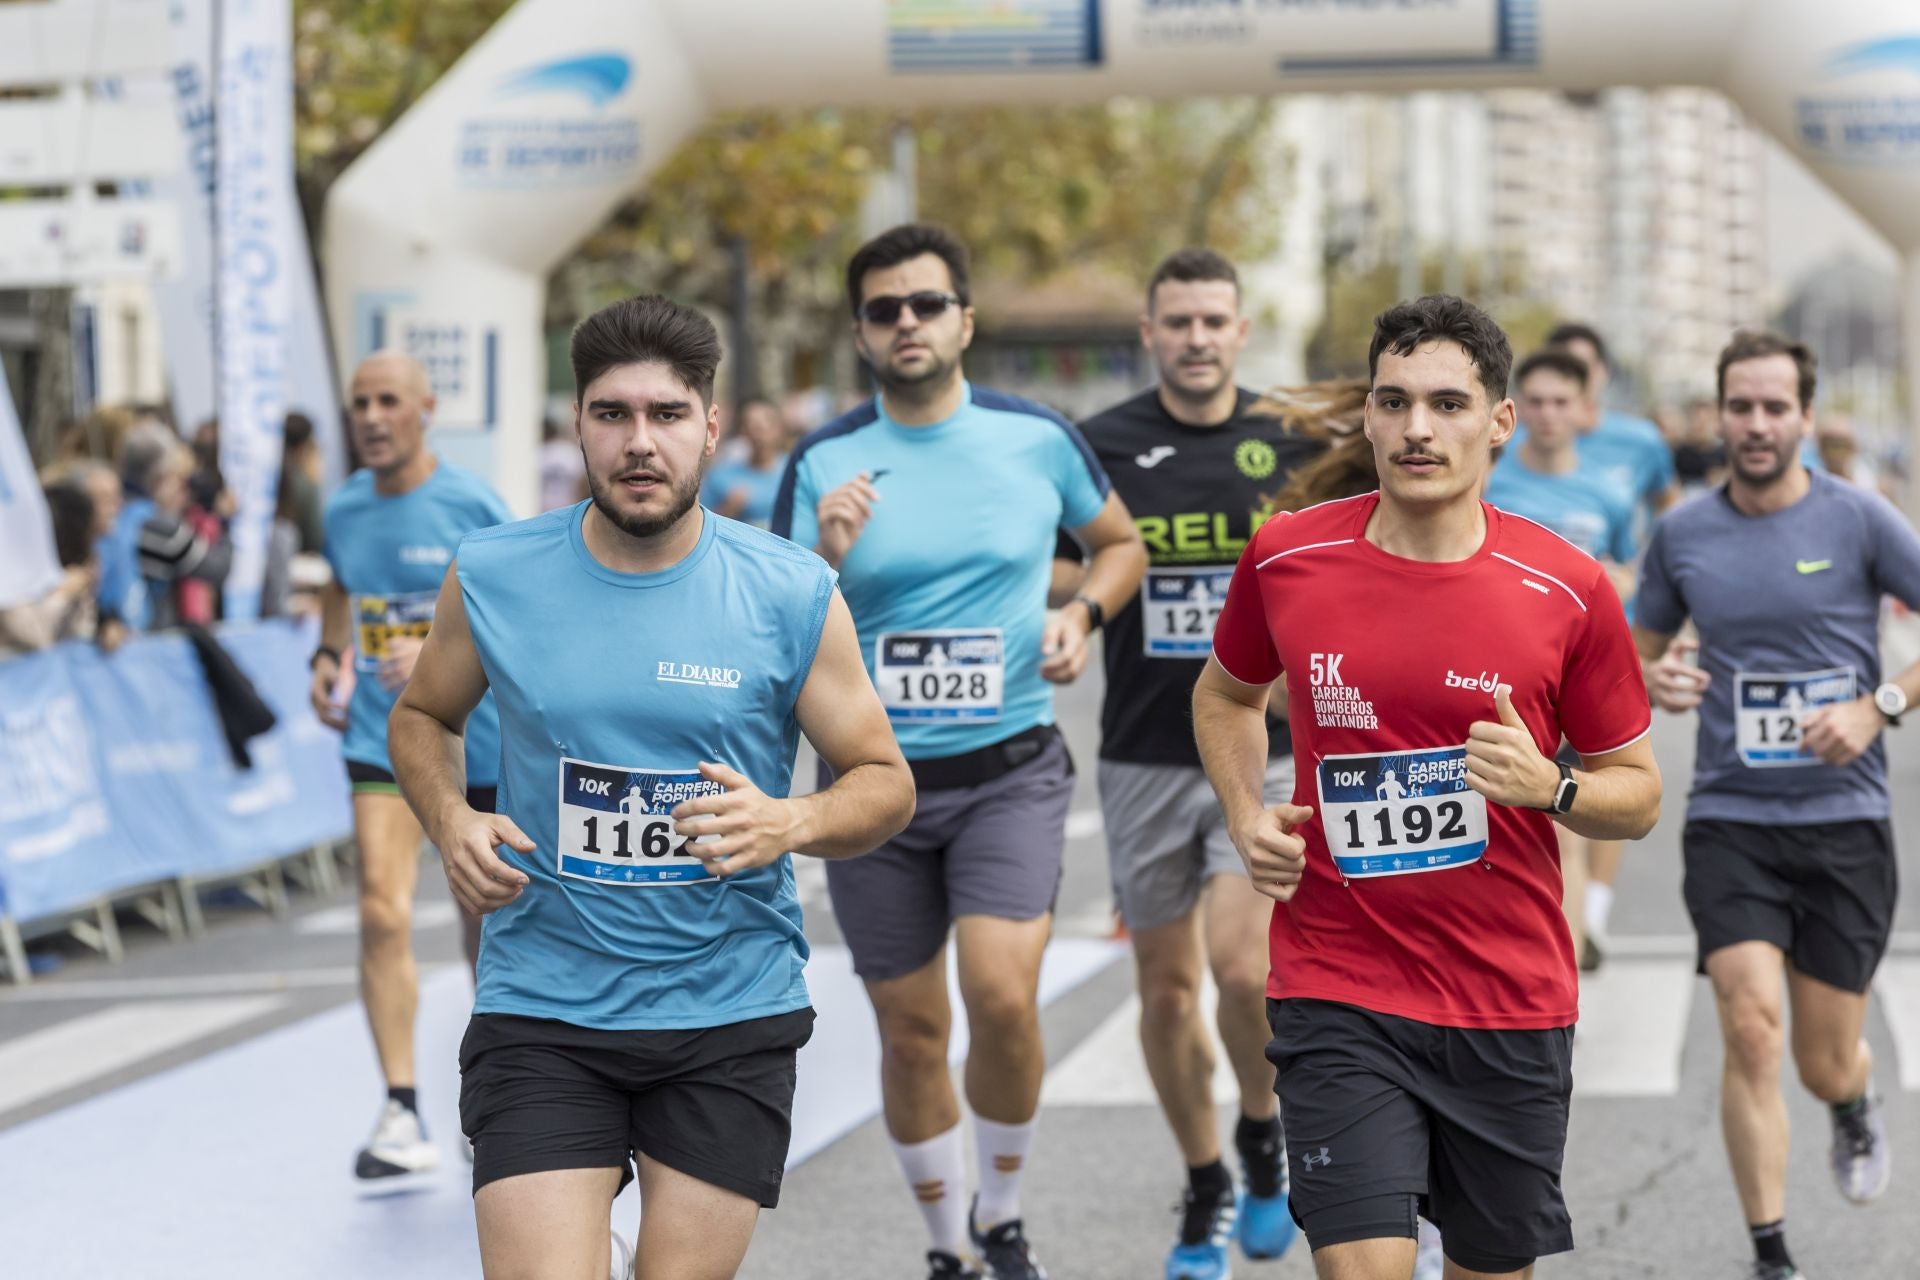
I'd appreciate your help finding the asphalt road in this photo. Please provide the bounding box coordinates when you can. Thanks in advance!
[4,657,1918,1279]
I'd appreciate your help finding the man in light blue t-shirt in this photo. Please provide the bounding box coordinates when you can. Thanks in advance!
[390,295,914,1279]
[774,224,1146,1280]
[1635,330,1920,1280]
[701,397,789,528]
[308,351,513,1191]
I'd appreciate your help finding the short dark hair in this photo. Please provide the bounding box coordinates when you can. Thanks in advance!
[42,479,95,568]
[1717,329,1818,410]
[1514,347,1590,392]
[1368,295,1514,404]
[570,294,722,405]
[282,411,314,451]
[846,223,971,315]
[1545,322,1608,368]
[1147,248,1239,309]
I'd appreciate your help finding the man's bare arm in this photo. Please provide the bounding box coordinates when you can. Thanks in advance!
[789,590,916,857]
[1194,656,1312,902]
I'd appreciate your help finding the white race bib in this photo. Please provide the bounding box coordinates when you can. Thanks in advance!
[1316,746,1489,879]
[1141,567,1232,657]
[1734,667,1855,767]
[875,629,1003,722]
[351,590,437,674]
[556,758,721,887]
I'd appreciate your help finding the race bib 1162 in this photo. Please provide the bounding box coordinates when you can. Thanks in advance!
[1316,746,1489,879]
[556,758,721,887]
[875,629,1004,722]
[1734,667,1855,767]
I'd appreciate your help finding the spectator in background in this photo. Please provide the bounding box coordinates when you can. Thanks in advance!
[0,478,98,658]
[280,412,327,553]
[1814,414,1894,498]
[113,424,232,631]
[701,396,789,527]
[1671,397,1729,491]
[178,418,235,625]
[537,415,587,511]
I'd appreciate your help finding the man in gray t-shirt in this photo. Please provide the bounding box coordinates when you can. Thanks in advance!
[1634,330,1920,1280]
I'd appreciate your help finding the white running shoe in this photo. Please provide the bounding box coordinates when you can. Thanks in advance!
[354,1099,441,1191]
[1411,1218,1444,1280]
[1829,1086,1891,1204]
[609,1227,635,1280]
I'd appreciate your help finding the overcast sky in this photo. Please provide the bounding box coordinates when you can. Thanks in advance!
[1764,136,1900,300]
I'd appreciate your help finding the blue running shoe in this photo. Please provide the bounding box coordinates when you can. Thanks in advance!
[1233,1121,1297,1260]
[1165,1185,1237,1280]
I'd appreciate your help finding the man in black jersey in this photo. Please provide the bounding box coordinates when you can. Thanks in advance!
[1055,249,1321,1280]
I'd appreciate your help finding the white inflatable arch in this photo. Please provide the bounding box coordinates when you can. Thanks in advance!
[325,0,1920,514]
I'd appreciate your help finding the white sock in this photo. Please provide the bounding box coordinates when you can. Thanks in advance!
[973,1116,1038,1230]
[891,1124,969,1255]
[1585,882,1615,937]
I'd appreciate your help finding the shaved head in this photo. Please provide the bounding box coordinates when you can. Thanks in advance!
[348,349,437,483]
[353,349,432,397]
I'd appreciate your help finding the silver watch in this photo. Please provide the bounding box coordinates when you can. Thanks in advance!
[1874,682,1907,726]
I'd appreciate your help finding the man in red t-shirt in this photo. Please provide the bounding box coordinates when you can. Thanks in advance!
[1193,294,1663,1280]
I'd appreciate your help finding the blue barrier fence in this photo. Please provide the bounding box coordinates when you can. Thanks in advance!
[0,621,352,924]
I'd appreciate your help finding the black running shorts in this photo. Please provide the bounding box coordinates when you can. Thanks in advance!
[345,760,496,813]
[458,1008,815,1206]
[1266,998,1574,1270]
[1683,817,1897,993]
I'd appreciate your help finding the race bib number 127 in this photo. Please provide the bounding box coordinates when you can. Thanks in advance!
[1141,567,1232,657]
[1316,746,1489,879]
[556,758,721,886]
[1734,667,1854,767]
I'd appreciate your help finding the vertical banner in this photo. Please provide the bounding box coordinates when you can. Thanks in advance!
[215,0,293,620]
[0,357,61,610]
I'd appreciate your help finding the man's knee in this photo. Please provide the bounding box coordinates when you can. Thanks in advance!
[1211,954,1268,1008]
[964,977,1039,1038]
[1720,995,1784,1079]
[1138,965,1203,1031]
[1793,1037,1864,1101]
[877,1003,951,1074]
[359,892,413,952]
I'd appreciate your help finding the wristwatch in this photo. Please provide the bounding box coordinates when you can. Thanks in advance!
[1543,759,1579,816]
[1874,682,1907,727]
[1071,594,1105,633]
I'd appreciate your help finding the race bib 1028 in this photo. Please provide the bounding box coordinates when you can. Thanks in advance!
[1734,667,1855,767]
[875,629,1004,722]
[555,758,721,887]
[1316,746,1489,879]
[1141,567,1232,657]
[352,590,438,674]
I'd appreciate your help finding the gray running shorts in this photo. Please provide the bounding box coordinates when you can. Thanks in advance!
[1099,756,1296,932]
[824,732,1074,982]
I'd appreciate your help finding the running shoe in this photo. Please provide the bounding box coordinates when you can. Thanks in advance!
[354,1098,440,1189]
[926,1250,982,1280]
[1232,1123,1295,1260]
[1829,1086,1891,1204]
[1749,1263,1805,1280]
[1579,933,1606,973]
[969,1199,1048,1280]
[1413,1219,1444,1280]
[609,1227,635,1280]
[1165,1185,1236,1280]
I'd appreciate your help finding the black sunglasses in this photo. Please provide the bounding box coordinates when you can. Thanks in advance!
[859,290,962,327]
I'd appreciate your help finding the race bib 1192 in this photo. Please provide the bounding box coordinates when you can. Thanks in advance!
[1141,567,1232,657]
[1734,667,1855,767]
[556,758,721,886]
[875,629,1004,722]
[1316,746,1489,879]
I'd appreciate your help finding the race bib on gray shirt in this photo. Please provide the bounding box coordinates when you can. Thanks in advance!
[1637,471,1920,824]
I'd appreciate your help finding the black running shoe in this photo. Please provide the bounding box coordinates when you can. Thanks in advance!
[969,1198,1048,1280]
[1749,1263,1804,1280]
[927,1249,982,1280]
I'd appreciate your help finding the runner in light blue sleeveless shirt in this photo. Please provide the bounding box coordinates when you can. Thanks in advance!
[457,501,836,1030]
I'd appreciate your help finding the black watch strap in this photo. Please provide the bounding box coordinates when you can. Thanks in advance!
[1072,594,1105,632]
[1544,759,1577,815]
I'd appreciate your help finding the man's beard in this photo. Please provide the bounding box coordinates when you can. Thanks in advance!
[586,461,703,539]
[873,346,959,395]
[1730,441,1792,487]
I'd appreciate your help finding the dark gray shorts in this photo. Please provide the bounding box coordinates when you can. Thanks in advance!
[824,733,1074,981]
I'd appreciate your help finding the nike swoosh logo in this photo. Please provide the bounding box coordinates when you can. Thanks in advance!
[1796,559,1833,575]
[1135,446,1176,469]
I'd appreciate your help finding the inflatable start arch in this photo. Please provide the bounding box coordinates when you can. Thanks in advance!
[324,0,1920,514]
